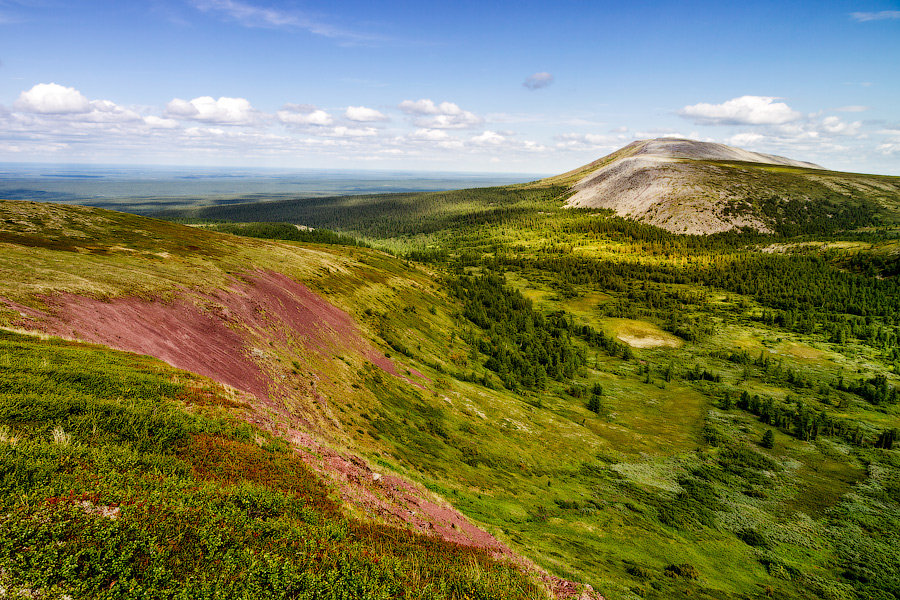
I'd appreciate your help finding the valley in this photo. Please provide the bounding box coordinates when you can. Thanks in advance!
[2,139,900,600]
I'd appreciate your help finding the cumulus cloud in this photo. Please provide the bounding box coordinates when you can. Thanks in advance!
[409,128,450,141]
[276,104,333,126]
[144,115,180,129]
[679,96,802,126]
[15,83,91,114]
[345,105,388,122]
[727,132,765,147]
[555,132,629,151]
[523,72,554,90]
[322,125,378,137]
[851,10,900,21]
[12,83,146,126]
[466,131,546,153]
[821,116,861,136]
[166,96,258,124]
[471,130,506,146]
[399,99,483,129]
[876,129,900,154]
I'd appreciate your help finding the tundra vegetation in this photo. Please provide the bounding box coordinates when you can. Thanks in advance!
[3,148,900,599]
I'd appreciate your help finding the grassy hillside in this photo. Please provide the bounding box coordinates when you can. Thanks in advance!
[0,329,544,599]
[4,186,900,600]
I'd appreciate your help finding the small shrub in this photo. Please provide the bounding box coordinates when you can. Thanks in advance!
[742,488,769,499]
[664,563,700,579]
[737,528,769,548]
[627,564,654,580]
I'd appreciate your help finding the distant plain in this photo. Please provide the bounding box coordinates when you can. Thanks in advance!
[0,163,543,214]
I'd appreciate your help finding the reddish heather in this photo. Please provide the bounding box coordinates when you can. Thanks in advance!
[284,426,603,600]
[4,269,602,599]
[13,293,273,399]
[7,270,392,401]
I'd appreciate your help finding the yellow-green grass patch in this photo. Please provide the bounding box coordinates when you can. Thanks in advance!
[601,317,683,349]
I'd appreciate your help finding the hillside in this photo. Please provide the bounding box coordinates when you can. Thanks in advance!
[554,138,900,235]
[155,139,900,241]
[4,185,900,600]
[0,200,603,599]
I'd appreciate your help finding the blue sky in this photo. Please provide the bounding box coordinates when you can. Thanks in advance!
[1,0,899,174]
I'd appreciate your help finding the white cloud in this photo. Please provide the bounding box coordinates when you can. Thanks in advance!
[345,105,388,122]
[398,99,449,115]
[520,140,548,152]
[12,83,147,126]
[471,130,506,146]
[322,126,378,137]
[276,104,333,126]
[523,72,554,90]
[15,83,91,114]
[835,105,869,112]
[166,96,258,124]
[466,131,547,153]
[409,128,450,141]
[556,132,623,148]
[191,0,382,44]
[728,132,765,146]
[821,116,861,136]
[437,139,465,150]
[144,115,179,129]
[876,129,900,154]
[83,100,143,123]
[851,10,900,21]
[679,96,802,126]
[399,99,483,129]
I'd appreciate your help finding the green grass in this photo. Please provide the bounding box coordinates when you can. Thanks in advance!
[0,330,547,599]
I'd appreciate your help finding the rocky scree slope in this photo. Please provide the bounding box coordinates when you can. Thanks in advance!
[553,138,900,235]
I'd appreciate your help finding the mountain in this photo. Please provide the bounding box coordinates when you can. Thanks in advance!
[544,138,900,235]
[3,157,900,599]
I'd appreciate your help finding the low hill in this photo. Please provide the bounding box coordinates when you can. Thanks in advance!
[550,138,900,235]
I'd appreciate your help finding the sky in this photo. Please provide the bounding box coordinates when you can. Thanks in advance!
[1,0,899,174]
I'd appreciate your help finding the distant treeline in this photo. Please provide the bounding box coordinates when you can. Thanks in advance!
[206,222,369,247]
[494,252,900,336]
[725,194,881,236]
[725,390,899,449]
[563,211,769,251]
[447,272,632,391]
[157,186,569,239]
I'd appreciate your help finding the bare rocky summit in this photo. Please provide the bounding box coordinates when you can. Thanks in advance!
[555,138,899,235]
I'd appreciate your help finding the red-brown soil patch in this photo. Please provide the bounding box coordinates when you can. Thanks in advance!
[6,270,397,402]
[3,269,602,599]
[283,426,603,600]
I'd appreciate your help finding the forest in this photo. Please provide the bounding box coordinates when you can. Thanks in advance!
[147,179,900,600]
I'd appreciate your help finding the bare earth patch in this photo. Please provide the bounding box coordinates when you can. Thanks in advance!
[604,318,682,349]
